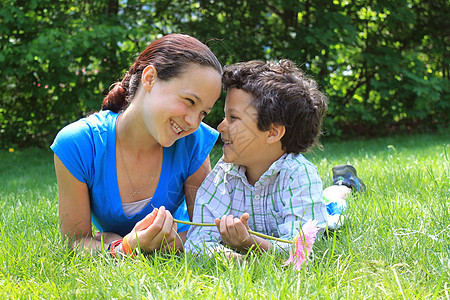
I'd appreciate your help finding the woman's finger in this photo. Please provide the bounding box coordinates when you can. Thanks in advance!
[135,207,166,246]
[145,206,166,234]
[135,208,158,231]
[152,209,175,245]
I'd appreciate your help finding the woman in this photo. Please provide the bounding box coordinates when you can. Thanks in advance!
[51,34,223,255]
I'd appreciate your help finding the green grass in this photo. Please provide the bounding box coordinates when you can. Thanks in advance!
[1,132,449,299]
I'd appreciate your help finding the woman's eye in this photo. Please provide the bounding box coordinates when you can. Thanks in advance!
[186,98,195,105]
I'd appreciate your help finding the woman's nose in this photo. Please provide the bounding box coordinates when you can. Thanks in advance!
[185,112,201,129]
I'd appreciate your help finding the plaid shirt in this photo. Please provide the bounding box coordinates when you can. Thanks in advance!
[185,153,329,254]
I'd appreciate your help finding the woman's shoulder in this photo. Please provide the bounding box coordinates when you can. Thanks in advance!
[51,110,118,152]
[50,111,118,184]
[55,111,117,138]
[80,110,118,133]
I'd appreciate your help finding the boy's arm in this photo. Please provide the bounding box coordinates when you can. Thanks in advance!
[185,223,224,254]
[184,163,231,254]
[275,162,328,250]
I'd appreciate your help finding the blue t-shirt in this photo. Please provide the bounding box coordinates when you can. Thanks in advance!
[51,110,219,236]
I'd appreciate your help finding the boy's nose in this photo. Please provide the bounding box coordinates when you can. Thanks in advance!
[217,119,228,133]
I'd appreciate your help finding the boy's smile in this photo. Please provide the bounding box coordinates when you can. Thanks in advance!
[218,88,281,181]
[218,88,260,165]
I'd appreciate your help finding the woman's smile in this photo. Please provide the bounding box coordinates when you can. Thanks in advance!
[170,119,184,135]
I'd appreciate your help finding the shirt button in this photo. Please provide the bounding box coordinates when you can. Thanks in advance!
[254,195,260,200]
[257,226,263,232]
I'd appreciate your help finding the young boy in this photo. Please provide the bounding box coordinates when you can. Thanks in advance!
[185,60,364,256]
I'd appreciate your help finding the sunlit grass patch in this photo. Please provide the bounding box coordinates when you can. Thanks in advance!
[1,131,449,299]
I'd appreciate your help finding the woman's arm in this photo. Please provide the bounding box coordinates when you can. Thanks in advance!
[54,154,121,250]
[55,154,176,254]
[184,156,212,220]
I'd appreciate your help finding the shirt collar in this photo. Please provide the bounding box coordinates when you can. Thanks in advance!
[219,153,291,184]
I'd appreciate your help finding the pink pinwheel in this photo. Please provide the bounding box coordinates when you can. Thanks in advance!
[282,219,319,270]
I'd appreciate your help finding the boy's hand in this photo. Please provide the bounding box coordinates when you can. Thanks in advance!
[215,213,253,252]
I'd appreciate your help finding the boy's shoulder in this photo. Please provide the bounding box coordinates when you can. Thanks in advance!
[274,153,317,172]
[281,153,318,172]
[211,153,319,178]
[205,154,320,188]
[270,153,321,182]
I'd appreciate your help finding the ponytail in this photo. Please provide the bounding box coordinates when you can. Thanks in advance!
[101,82,128,113]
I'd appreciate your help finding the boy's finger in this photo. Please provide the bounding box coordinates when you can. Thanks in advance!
[234,217,248,240]
[219,216,230,239]
[214,218,222,234]
[240,213,250,229]
[226,215,237,233]
[227,216,243,240]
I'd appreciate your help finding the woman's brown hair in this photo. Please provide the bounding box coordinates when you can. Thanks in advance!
[102,34,222,112]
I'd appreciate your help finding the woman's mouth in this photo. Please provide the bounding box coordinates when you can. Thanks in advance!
[170,120,183,135]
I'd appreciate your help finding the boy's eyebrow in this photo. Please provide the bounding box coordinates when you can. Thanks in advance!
[186,92,213,111]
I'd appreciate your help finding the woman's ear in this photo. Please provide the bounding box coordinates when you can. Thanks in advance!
[142,65,157,92]
[267,123,286,144]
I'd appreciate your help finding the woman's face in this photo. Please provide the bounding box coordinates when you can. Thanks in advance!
[140,64,222,147]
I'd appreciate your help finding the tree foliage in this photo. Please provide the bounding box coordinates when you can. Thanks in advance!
[1,0,448,148]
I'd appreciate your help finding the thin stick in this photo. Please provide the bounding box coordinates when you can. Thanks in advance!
[173,219,293,244]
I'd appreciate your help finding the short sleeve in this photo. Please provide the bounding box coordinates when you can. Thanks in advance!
[275,161,327,250]
[50,120,95,185]
[186,122,219,177]
[185,165,228,254]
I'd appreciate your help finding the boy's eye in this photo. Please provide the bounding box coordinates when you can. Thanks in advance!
[226,115,237,123]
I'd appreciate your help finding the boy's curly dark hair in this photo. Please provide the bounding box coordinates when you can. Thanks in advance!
[222,59,328,154]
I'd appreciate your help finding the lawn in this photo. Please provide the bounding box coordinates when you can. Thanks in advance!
[1,132,449,299]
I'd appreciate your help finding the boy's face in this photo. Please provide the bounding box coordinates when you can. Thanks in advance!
[217,88,269,168]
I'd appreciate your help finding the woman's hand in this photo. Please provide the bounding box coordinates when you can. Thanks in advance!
[124,206,177,252]
[94,232,123,244]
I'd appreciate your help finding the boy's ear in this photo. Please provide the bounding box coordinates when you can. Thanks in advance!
[266,123,286,144]
[142,65,157,92]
